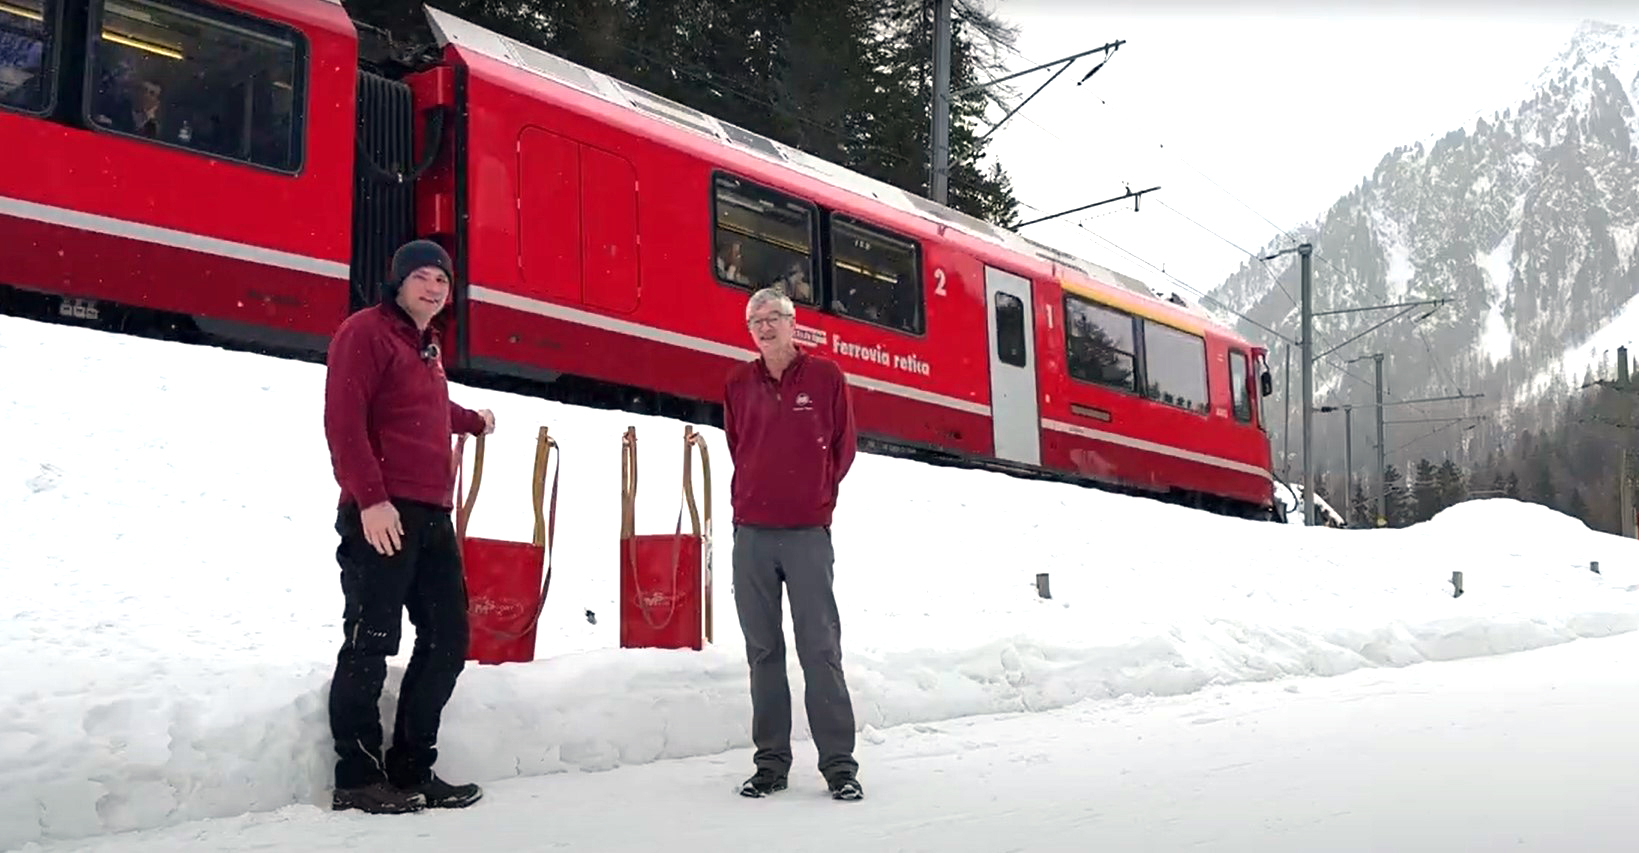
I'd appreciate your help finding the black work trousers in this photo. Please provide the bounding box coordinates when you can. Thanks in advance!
[328,498,470,790]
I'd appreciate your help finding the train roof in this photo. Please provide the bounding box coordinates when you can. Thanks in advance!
[415,4,1252,349]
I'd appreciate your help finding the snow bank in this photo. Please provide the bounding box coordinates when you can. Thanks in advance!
[4,314,1638,849]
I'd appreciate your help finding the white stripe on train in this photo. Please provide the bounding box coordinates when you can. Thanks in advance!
[0,194,351,280]
[466,286,1272,482]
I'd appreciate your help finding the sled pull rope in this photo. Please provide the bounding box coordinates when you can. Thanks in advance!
[524,425,560,638]
[620,426,638,540]
[682,425,711,537]
[682,425,712,643]
[650,425,711,631]
[454,431,485,540]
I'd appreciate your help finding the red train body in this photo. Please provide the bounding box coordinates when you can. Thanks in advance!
[0,0,1282,519]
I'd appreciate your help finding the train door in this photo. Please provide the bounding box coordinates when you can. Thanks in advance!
[983,266,1041,466]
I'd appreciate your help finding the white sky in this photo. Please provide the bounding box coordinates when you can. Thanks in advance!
[978,1,1639,308]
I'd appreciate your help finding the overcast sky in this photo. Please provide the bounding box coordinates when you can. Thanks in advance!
[978,0,1639,306]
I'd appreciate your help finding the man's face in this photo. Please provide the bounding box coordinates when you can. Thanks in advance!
[747,301,794,357]
[136,80,160,112]
[398,265,449,324]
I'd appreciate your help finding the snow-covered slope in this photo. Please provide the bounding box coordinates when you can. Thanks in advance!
[4,315,1639,849]
[1208,19,1639,468]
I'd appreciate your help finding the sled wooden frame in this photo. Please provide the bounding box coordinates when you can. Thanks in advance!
[453,425,560,642]
[620,423,713,643]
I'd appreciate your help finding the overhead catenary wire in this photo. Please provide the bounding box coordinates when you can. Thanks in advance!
[562,14,1475,459]
[976,38,1478,435]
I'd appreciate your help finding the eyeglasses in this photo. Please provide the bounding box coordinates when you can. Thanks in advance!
[747,313,791,328]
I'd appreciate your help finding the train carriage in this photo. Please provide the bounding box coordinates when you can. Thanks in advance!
[0,0,1282,520]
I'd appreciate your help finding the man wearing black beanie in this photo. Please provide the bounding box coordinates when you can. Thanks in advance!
[322,238,495,814]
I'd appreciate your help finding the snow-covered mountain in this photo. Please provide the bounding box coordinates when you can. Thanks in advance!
[1209,19,1639,480]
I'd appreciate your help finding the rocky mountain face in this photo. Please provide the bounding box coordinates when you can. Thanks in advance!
[1208,20,1639,492]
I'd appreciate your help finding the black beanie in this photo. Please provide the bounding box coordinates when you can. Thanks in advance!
[382,239,453,302]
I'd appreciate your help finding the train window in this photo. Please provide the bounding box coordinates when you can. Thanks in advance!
[994,290,1026,367]
[827,213,923,335]
[1142,321,1209,414]
[0,0,54,114]
[712,173,819,306]
[1063,292,1137,394]
[1229,349,1252,422]
[85,0,305,173]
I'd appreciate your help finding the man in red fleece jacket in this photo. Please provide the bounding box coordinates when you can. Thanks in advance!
[723,286,863,802]
[322,239,493,815]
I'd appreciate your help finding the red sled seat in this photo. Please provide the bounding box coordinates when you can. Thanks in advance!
[452,426,559,665]
[619,424,713,651]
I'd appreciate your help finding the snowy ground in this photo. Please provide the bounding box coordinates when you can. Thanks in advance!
[4,313,1639,850]
[20,627,1639,852]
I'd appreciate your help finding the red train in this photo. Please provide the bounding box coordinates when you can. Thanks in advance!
[0,0,1283,520]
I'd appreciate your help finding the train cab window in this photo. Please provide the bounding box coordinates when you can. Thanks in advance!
[827,213,923,335]
[85,0,305,172]
[712,173,819,306]
[994,290,1026,367]
[1063,292,1137,394]
[0,0,54,114]
[1142,321,1209,414]
[1229,349,1252,422]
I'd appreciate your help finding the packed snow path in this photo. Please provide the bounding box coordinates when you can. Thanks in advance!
[4,314,1639,849]
[19,629,1639,852]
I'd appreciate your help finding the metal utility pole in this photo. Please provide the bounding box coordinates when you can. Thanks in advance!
[930,0,952,205]
[1317,402,1357,524]
[1622,354,1635,538]
[1300,245,1314,527]
[1343,404,1354,515]
[1283,343,1292,477]
[1266,244,1314,525]
[927,12,1123,205]
[1624,449,1634,539]
[1345,352,1388,526]
[1373,353,1386,526]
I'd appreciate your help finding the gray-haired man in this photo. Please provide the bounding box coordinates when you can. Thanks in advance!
[721,287,863,801]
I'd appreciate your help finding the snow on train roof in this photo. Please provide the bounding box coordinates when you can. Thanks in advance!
[421,4,1160,304]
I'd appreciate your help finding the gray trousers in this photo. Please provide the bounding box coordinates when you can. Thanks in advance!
[732,524,857,780]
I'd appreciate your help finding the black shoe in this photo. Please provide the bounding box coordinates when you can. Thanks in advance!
[827,773,863,801]
[738,768,788,798]
[333,781,427,814]
[398,773,483,809]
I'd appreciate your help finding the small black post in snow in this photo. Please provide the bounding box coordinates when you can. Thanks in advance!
[1451,571,1464,598]
[1591,561,1601,574]
[1036,572,1052,599]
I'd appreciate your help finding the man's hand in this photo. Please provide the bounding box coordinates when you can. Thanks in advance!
[360,501,404,556]
[479,409,496,435]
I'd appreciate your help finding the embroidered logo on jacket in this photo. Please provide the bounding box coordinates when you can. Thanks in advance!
[793,392,813,412]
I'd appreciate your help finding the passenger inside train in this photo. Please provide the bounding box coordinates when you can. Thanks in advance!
[0,0,48,111]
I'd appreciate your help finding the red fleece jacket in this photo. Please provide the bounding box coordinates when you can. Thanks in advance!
[723,349,857,528]
[323,303,487,511]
